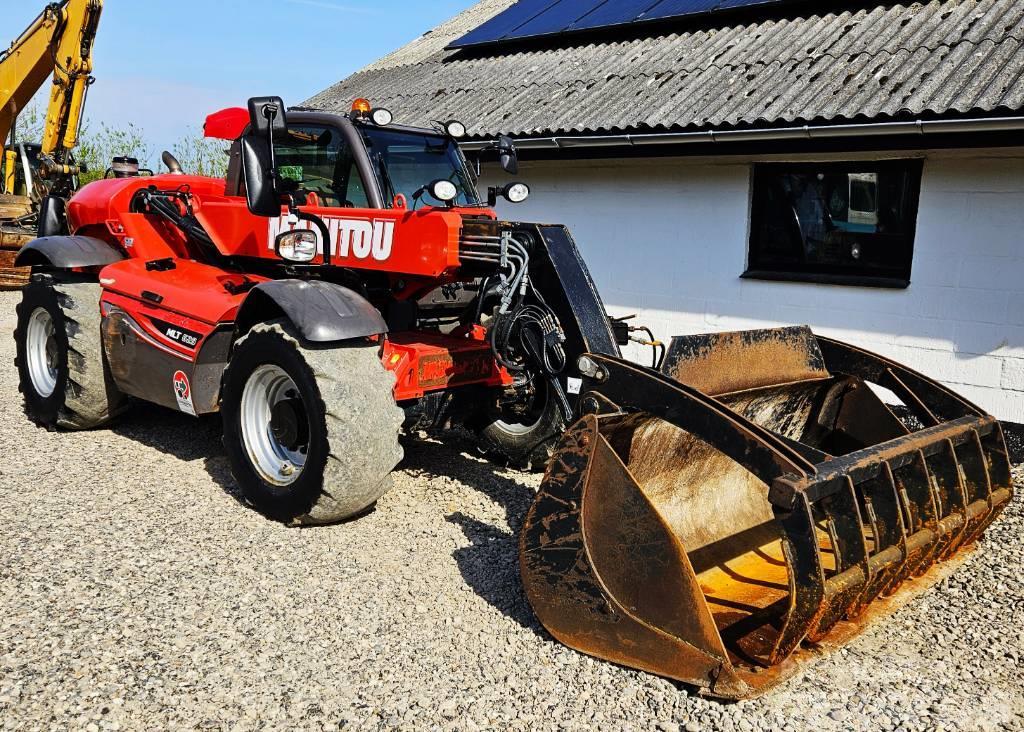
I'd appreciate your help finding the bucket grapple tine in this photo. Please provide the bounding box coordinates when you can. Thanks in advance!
[521,327,1013,700]
[956,430,996,546]
[925,440,970,564]
[848,462,910,615]
[894,450,943,580]
[764,490,825,665]
[808,478,872,641]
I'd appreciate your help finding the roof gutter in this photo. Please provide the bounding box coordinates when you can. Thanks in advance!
[459,116,1024,151]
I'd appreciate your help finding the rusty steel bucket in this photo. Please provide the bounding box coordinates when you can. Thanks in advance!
[520,327,1013,699]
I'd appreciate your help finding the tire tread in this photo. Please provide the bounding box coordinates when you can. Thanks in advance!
[226,321,403,525]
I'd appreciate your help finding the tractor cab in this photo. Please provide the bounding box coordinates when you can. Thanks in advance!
[209,98,524,215]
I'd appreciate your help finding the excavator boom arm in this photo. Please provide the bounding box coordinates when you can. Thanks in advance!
[0,0,102,161]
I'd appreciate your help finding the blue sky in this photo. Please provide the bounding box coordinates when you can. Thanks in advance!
[9,0,470,156]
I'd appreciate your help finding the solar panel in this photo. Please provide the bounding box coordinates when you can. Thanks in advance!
[567,1,668,32]
[511,0,606,39]
[450,0,560,49]
[448,0,800,49]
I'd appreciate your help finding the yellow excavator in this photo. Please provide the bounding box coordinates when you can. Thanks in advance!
[1,0,102,234]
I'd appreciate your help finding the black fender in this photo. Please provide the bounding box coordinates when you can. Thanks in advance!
[15,235,125,269]
[235,279,387,343]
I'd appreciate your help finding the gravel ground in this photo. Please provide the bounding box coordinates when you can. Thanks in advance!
[0,289,1021,732]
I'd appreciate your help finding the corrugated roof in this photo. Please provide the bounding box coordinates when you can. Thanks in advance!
[304,0,1024,138]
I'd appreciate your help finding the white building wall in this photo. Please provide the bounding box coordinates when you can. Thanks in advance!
[482,150,1024,422]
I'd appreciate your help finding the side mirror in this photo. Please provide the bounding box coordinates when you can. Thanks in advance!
[247,96,288,137]
[240,96,289,218]
[240,135,280,217]
[498,135,518,175]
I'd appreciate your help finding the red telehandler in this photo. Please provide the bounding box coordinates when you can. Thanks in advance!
[13,97,1013,699]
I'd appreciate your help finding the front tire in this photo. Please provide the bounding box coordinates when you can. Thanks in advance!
[14,274,125,429]
[474,378,567,471]
[220,320,403,525]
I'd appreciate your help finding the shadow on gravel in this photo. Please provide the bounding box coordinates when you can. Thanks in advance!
[1002,421,1023,465]
[110,405,249,510]
[109,410,552,634]
[400,433,546,635]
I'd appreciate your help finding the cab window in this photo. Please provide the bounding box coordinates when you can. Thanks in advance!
[359,126,480,207]
[275,125,369,208]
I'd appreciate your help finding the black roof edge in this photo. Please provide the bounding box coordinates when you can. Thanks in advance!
[457,106,1024,143]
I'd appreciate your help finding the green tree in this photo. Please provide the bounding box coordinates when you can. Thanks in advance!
[170,127,229,178]
[12,101,45,143]
[12,98,229,186]
[76,121,153,185]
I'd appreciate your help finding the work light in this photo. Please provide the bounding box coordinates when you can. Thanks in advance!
[275,229,318,263]
[430,180,459,202]
[505,182,530,203]
[371,108,393,126]
[445,120,467,138]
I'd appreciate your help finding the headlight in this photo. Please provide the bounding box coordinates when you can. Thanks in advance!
[275,229,318,263]
[504,182,530,203]
[430,179,459,203]
[851,242,862,260]
[445,120,467,138]
[371,108,393,126]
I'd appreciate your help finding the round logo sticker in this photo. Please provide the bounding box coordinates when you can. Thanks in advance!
[173,370,196,416]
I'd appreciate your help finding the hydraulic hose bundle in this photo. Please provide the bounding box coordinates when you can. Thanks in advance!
[462,230,572,419]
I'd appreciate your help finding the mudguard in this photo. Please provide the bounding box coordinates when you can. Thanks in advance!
[15,235,124,269]
[237,279,387,343]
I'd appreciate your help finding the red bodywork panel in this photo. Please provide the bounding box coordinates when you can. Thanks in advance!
[195,201,466,278]
[100,258,263,325]
[66,170,503,413]
[384,326,513,402]
[204,107,248,140]
[71,174,478,280]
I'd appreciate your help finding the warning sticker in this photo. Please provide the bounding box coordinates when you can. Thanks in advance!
[173,370,196,416]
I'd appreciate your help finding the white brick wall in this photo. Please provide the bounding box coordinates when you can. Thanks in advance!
[483,150,1024,421]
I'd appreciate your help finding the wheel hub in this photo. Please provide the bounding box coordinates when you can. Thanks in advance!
[270,395,309,451]
[239,365,310,486]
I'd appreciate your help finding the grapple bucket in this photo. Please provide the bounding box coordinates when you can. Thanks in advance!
[521,327,1013,699]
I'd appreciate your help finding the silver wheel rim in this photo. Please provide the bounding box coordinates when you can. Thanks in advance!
[240,364,308,486]
[26,307,58,398]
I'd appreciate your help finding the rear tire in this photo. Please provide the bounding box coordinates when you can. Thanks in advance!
[220,320,404,525]
[14,274,126,429]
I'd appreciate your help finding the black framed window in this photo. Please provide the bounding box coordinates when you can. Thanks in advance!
[744,160,924,288]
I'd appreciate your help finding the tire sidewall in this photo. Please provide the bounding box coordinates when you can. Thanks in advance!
[16,279,71,426]
[221,325,330,522]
